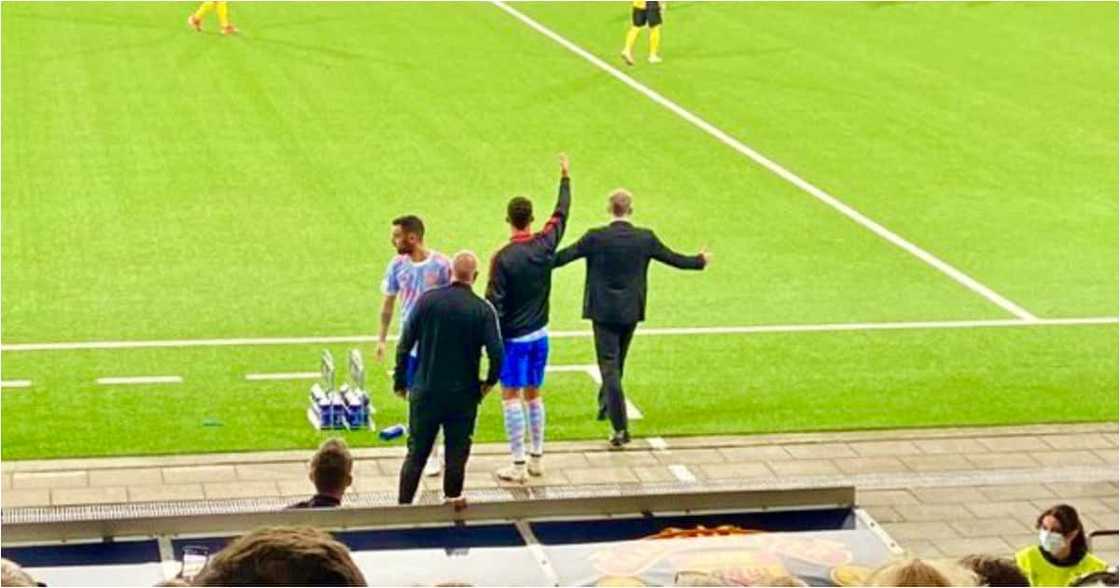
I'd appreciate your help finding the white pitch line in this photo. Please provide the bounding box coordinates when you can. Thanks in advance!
[96,376,182,385]
[246,372,320,381]
[490,0,1038,322]
[668,464,698,483]
[0,380,32,389]
[647,436,669,452]
[546,364,645,420]
[0,317,1115,352]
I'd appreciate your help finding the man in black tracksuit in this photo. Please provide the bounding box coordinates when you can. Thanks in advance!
[554,189,710,448]
[485,155,571,483]
[394,251,503,507]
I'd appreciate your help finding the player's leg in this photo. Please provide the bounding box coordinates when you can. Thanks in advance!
[647,4,663,63]
[216,1,237,35]
[188,1,213,31]
[398,400,439,504]
[622,7,646,65]
[524,336,549,475]
[496,340,529,482]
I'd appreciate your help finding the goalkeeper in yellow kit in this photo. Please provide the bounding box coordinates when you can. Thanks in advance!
[187,1,238,35]
[622,0,664,65]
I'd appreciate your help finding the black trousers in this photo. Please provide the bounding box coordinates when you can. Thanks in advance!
[398,397,478,504]
[592,321,638,433]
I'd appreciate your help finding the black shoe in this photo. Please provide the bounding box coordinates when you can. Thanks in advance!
[608,430,631,450]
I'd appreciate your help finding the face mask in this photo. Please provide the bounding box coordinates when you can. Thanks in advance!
[1039,530,1067,554]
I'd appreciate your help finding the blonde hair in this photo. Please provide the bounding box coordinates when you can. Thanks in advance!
[867,558,978,587]
[608,189,633,217]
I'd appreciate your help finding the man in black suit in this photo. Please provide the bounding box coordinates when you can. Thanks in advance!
[554,189,710,448]
[394,251,504,508]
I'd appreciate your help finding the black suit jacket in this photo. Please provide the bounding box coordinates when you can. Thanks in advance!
[554,221,705,325]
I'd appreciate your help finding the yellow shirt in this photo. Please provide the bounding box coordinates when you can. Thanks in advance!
[1016,545,1108,586]
[632,1,661,9]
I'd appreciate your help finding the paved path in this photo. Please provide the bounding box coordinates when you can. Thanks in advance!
[3,423,1117,562]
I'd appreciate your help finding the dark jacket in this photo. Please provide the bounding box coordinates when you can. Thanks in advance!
[554,221,705,325]
[486,177,571,339]
[394,282,503,409]
[285,494,342,509]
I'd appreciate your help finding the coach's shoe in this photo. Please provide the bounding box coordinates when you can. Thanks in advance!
[425,443,444,477]
[444,496,468,512]
[527,454,544,477]
[621,49,635,66]
[496,463,528,483]
[221,24,239,35]
[187,15,202,31]
[607,430,631,450]
[648,54,662,64]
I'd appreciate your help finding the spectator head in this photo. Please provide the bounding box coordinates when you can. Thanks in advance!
[1072,569,1120,587]
[153,579,191,587]
[608,189,633,218]
[867,558,978,587]
[451,250,479,286]
[391,215,425,254]
[959,555,1029,587]
[506,197,533,231]
[1037,504,1089,562]
[310,437,353,499]
[1,559,37,587]
[193,526,366,586]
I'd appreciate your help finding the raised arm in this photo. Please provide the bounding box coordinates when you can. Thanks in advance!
[650,231,708,270]
[537,154,572,252]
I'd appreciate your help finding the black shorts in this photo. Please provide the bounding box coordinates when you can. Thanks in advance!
[632,3,662,28]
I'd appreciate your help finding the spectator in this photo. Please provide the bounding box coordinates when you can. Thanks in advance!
[960,555,1029,587]
[287,437,353,509]
[192,526,366,586]
[1,559,38,587]
[1017,504,1108,587]
[866,557,978,586]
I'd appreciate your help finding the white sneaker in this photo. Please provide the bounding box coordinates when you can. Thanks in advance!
[648,54,662,64]
[424,444,443,477]
[527,454,544,477]
[495,463,528,483]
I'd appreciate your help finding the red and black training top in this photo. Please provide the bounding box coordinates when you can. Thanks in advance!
[486,176,571,340]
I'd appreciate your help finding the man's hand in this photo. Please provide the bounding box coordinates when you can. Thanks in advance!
[559,153,570,178]
[700,246,713,267]
[375,340,387,362]
[394,387,408,399]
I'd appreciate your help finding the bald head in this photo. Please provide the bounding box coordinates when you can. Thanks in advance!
[452,250,479,286]
[609,189,633,218]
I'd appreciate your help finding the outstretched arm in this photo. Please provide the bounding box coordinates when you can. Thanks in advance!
[650,232,709,270]
[554,232,589,268]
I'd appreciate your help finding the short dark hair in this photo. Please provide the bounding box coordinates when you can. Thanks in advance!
[507,197,533,230]
[193,526,367,586]
[959,555,1029,587]
[1038,504,1090,563]
[311,438,352,495]
[392,215,425,240]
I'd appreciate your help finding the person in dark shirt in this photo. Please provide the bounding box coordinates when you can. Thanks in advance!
[286,437,353,509]
[554,189,710,448]
[486,154,571,483]
[394,251,504,508]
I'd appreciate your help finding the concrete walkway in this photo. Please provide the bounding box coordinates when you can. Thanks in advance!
[3,423,1117,562]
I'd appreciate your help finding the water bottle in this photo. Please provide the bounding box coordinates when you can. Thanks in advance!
[379,423,407,441]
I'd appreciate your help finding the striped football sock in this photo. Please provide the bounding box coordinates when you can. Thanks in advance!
[527,397,545,456]
[503,399,526,463]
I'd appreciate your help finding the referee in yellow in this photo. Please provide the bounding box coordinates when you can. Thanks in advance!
[187,1,238,35]
[622,0,664,65]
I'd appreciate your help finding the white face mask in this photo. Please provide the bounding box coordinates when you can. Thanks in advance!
[1039,530,1067,554]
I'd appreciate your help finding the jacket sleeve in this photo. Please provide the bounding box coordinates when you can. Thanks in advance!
[536,177,571,252]
[649,231,706,270]
[481,301,504,388]
[484,253,506,321]
[393,298,423,390]
[554,230,589,268]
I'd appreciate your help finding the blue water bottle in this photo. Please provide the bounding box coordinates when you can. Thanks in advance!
[379,423,407,441]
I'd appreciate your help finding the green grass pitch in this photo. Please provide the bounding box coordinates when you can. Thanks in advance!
[2,2,1116,460]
